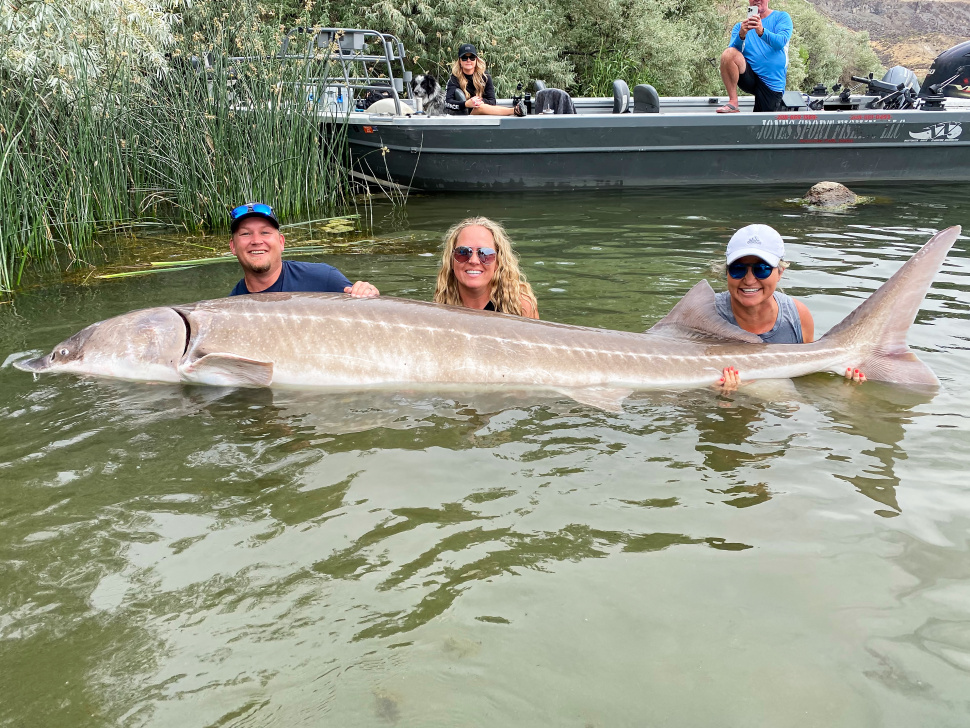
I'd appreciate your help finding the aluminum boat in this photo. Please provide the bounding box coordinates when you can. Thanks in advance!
[295,28,970,191]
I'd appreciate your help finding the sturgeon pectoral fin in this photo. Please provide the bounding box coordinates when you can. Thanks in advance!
[647,280,764,344]
[560,387,633,412]
[180,354,274,387]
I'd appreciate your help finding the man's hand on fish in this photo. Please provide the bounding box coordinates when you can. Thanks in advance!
[718,366,741,392]
[844,367,867,384]
[344,281,380,298]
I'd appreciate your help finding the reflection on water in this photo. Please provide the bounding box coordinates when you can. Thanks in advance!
[1,184,970,726]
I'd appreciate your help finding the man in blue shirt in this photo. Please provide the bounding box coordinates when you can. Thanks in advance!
[227,202,379,298]
[717,0,793,113]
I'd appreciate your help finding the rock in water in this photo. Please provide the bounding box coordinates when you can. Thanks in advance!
[804,181,858,207]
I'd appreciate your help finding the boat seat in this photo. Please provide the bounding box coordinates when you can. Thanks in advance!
[447,88,466,115]
[534,80,547,92]
[534,88,577,114]
[613,80,630,113]
[781,90,807,111]
[633,84,660,113]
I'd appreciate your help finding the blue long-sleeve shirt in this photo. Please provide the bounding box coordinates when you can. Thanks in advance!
[729,10,792,92]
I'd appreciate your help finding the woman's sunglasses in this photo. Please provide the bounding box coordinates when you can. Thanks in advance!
[460,54,477,62]
[453,246,496,264]
[728,261,776,280]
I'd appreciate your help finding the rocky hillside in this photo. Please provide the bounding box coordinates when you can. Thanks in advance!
[806,0,970,74]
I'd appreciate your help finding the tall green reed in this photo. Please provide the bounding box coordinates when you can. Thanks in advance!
[0,15,354,294]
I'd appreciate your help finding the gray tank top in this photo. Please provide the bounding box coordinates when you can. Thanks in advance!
[714,291,804,344]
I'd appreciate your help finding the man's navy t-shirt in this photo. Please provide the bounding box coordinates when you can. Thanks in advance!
[230,260,352,296]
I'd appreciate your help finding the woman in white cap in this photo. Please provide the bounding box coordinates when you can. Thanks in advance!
[717,224,865,388]
[717,223,812,343]
[444,43,526,117]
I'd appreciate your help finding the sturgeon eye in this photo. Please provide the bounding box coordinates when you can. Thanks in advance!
[60,348,70,357]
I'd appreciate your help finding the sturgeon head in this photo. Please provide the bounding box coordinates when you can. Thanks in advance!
[13,307,186,383]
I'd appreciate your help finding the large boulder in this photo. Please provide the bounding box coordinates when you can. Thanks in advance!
[804,181,858,207]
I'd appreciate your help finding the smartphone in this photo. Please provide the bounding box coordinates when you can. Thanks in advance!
[747,5,758,17]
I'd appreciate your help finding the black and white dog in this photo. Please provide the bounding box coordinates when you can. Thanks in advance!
[411,74,447,116]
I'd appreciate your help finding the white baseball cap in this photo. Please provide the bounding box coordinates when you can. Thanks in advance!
[725,224,785,267]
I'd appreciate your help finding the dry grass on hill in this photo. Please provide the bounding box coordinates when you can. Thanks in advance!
[871,33,970,75]
[806,0,969,73]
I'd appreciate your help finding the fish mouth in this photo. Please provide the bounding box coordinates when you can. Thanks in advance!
[12,354,49,373]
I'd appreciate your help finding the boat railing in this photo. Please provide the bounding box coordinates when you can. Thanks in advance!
[184,27,413,115]
[273,27,412,115]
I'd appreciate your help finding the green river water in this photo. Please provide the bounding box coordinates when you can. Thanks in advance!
[2,185,969,727]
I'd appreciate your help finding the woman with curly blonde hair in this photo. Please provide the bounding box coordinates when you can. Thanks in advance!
[433,217,539,319]
[444,43,526,117]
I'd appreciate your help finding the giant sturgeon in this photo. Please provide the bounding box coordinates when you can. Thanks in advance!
[14,227,961,409]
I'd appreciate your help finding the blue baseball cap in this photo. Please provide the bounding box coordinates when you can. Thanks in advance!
[230,202,280,233]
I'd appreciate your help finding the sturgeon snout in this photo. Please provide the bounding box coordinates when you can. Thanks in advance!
[12,354,49,373]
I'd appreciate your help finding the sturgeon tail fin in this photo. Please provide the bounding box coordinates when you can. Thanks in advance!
[820,226,960,385]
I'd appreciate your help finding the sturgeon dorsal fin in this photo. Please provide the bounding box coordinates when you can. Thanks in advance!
[646,280,764,344]
[179,353,274,387]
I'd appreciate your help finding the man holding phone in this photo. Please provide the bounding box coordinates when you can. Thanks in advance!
[717,0,793,113]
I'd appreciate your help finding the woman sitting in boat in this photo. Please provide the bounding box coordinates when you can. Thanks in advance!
[433,217,539,318]
[717,224,865,388]
[444,44,526,117]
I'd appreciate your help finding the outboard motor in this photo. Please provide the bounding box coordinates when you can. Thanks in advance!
[922,40,970,99]
[881,66,920,94]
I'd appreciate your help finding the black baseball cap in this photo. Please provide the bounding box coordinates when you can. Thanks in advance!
[457,43,477,59]
[229,202,280,233]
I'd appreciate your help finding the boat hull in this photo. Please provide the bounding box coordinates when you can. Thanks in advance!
[344,108,970,190]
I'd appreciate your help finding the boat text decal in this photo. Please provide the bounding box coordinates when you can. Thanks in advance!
[756,115,905,143]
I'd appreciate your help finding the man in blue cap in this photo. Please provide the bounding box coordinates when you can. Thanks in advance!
[227,202,379,297]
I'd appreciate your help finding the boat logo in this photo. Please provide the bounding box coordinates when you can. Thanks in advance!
[907,122,962,142]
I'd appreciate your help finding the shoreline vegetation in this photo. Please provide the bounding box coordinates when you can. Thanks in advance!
[0,2,354,294]
[0,0,881,295]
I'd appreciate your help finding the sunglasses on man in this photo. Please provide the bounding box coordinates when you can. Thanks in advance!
[230,202,275,220]
[728,261,776,280]
[453,246,496,264]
